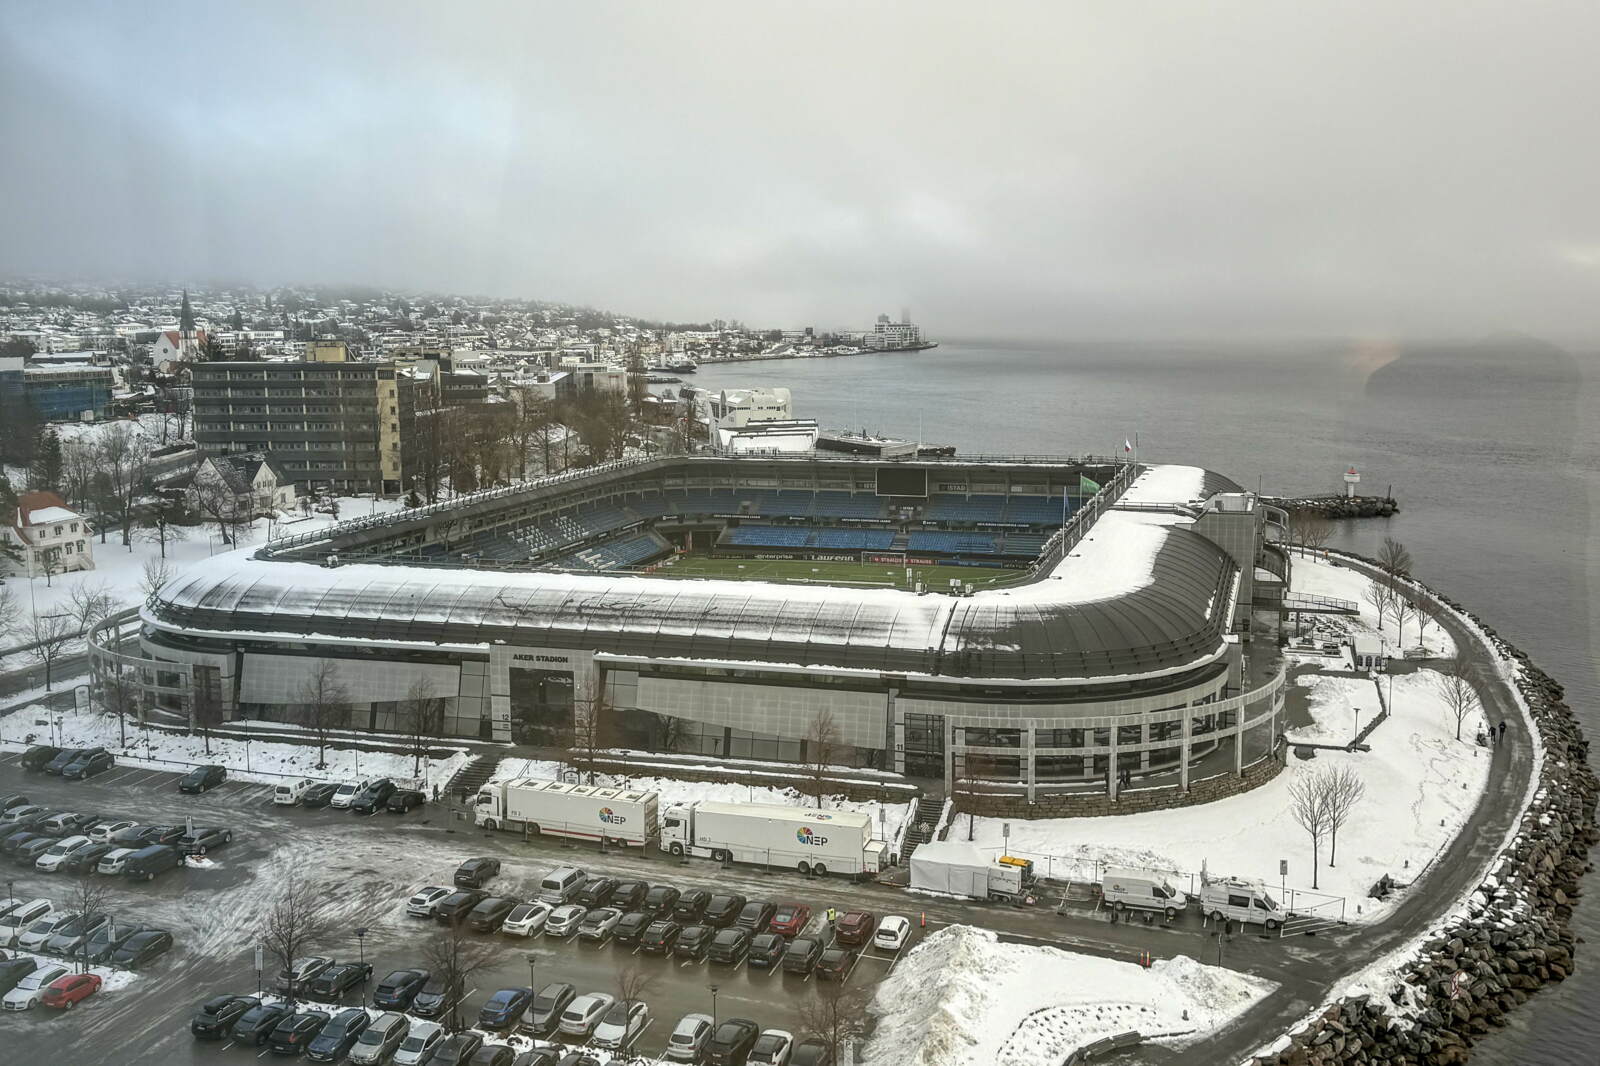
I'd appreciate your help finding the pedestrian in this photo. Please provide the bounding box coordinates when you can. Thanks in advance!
[1498,720,1508,742]
[826,907,836,928]
[432,783,439,801]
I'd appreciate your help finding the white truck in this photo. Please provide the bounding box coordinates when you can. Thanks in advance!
[1198,874,1286,929]
[474,779,659,848]
[659,800,887,877]
[1102,866,1189,919]
[908,841,1036,901]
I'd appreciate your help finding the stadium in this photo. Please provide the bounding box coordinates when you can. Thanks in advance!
[94,453,1294,804]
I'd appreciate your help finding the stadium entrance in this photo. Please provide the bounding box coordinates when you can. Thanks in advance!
[509,666,574,745]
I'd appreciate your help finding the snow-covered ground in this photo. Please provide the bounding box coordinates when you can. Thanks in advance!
[0,704,471,789]
[6,947,139,995]
[490,756,915,847]
[966,666,1491,921]
[1288,555,1456,659]
[862,925,1274,1066]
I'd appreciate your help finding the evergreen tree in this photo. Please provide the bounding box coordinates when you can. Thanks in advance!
[231,308,244,331]
[179,289,196,333]
[28,427,63,493]
[0,472,21,573]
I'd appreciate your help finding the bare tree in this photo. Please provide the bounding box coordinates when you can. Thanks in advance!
[1322,765,1367,867]
[1377,537,1413,580]
[612,962,658,1051]
[0,584,19,650]
[26,610,76,690]
[138,496,190,559]
[193,479,251,547]
[139,557,174,602]
[60,438,99,509]
[565,692,616,785]
[1286,509,1332,557]
[1361,580,1393,632]
[67,579,118,637]
[400,676,445,778]
[99,660,144,748]
[294,660,350,768]
[263,873,330,1004]
[193,666,226,754]
[801,708,842,809]
[421,919,494,1033]
[1436,655,1481,742]
[98,424,153,548]
[68,874,113,974]
[796,979,872,1064]
[1393,596,1415,649]
[1287,771,1333,889]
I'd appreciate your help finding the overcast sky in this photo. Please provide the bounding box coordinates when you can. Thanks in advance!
[4,2,1600,341]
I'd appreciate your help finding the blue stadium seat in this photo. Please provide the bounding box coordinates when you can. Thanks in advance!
[1004,495,1067,525]
[923,494,1007,523]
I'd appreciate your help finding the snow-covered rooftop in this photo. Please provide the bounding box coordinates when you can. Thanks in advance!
[1121,463,1239,507]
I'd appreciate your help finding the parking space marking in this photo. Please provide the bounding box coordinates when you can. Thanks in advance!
[97,768,147,785]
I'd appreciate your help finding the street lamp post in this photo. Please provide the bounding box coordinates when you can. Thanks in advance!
[526,952,538,993]
[708,984,719,1029]
[1352,707,1360,747]
[355,927,369,967]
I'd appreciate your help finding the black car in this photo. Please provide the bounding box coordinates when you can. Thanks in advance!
[109,929,174,968]
[522,1051,563,1066]
[0,794,27,813]
[0,957,39,996]
[178,765,227,793]
[575,875,618,908]
[477,985,534,1031]
[300,782,340,808]
[307,961,372,1000]
[386,789,425,813]
[62,841,116,874]
[306,1006,371,1062]
[748,932,786,969]
[44,748,93,775]
[233,1002,297,1046]
[468,1047,518,1066]
[673,923,715,960]
[62,750,115,780]
[707,927,751,964]
[410,973,464,1019]
[736,900,777,934]
[815,946,855,981]
[453,857,500,888]
[707,1018,760,1066]
[15,837,54,864]
[372,967,430,1010]
[268,1009,331,1055]
[430,1031,485,1066]
[642,884,680,915]
[639,919,682,955]
[522,981,575,1037]
[179,826,235,855]
[673,889,712,922]
[86,922,150,963]
[138,825,186,846]
[610,880,650,911]
[791,1038,835,1066]
[109,824,153,847]
[433,890,489,924]
[783,936,824,974]
[1,831,42,856]
[18,746,61,772]
[704,893,747,928]
[611,910,654,947]
[348,780,397,815]
[468,896,519,932]
[190,993,260,1039]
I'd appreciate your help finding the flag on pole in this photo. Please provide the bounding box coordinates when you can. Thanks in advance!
[1124,439,1133,453]
[1079,473,1101,495]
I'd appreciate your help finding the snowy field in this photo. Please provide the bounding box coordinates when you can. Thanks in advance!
[0,705,471,788]
[1288,555,1456,659]
[862,925,1274,1066]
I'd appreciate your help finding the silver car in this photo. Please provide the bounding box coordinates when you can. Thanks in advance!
[665,1012,715,1062]
[558,992,614,1037]
[391,1020,444,1066]
[544,904,587,939]
[349,1011,409,1065]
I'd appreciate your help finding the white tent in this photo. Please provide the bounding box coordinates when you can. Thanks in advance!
[909,839,996,898]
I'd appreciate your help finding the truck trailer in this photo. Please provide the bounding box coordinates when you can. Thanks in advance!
[909,840,1036,901]
[474,779,659,848]
[659,800,887,877]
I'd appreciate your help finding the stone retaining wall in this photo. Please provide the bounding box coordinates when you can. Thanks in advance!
[1249,553,1598,1066]
[954,751,1284,819]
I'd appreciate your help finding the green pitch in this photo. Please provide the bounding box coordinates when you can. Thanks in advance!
[639,554,1023,590]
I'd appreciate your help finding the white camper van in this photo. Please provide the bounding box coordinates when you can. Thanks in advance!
[1198,876,1285,929]
[1102,866,1189,918]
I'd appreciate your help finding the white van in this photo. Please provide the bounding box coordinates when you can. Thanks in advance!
[1102,866,1189,919]
[274,778,317,805]
[330,779,376,809]
[1199,876,1285,929]
[538,866,587,905]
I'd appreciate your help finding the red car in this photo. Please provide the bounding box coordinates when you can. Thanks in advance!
[768,903,812,938]
[42,972,102,1009]
[834,910,876,946]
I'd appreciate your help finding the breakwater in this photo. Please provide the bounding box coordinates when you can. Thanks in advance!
[1265,494,1400,518]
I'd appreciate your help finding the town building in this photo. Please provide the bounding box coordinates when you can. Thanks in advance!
[191,451,298,515]
[865,312,922,350]
[22,364,114,421]
[3,491,95,578]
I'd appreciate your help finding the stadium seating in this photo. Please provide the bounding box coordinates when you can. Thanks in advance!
[725,525,814,548]
[811,492,888,520]
[923,494,1007,523]
[1000,532,1050,556]
[908,530,1000,554]
[1004,495,1068,525]
[549,532,666,571]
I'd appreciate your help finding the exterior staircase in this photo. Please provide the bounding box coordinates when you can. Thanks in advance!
[442,754,501,802]
[899,794,946,862]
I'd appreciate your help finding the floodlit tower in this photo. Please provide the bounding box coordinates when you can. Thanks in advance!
[1343,466,1361,498]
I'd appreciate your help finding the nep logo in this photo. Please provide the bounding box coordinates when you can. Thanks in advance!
[796,826,829,846]
[598,807,627,825]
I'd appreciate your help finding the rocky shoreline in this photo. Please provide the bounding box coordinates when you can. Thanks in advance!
[1265,494,1400,519]
[1249,558,1598,1066]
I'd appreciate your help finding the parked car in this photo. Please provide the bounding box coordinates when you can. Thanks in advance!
[44,912,113,956]
[301,782,340,808]
[406,885,453,918]
[707,927,751,965]
[2,963,70,1010]
[501,900,552,937]
[639,919,682,955]
[576,875,618,908]
[0,831,42,857]
[577,907,623,942]
[386,789,425,814]
[673,923,715,961]
[611,910,653,947]
[768,903,812,938]
[814,946,854,981]
[63,842,116,874]
[783,937,824,975]
[707,1018,761,1066]
[372,968,430,1010]
[703,893,747,928]
[467,1047,520,1066]
[0,957,37,997]
[274,779,317,806]
[665,1012,716,1063]
[558,992,615,1038]
[44,748,95,775]
[17,912,77,952]
[308,961,373,1000]
[522,982,576,1037]
[874,915,912,952]
[673,889,711,922]
[179,826,234,855]
[179,765,228,793]
[124,843,183,881]
[0,900,52,947]
[232,1001,297,1046]
[349,1011,410,1065]
[790,1038,833,1066]
[88,820,135,844]
[329,779,377,810]
[268,1008,331,1055]
[62,750,115,780]
[454,856,501,888]
[35,834,94,872]
[391,1020,444,1066]
[307,1006,372,1062]
[468,896,519,932]
[748,932,786,970]
[18,746,61,772]
[544,904,587,939]
[276,956,335,995]
[138,825,185,846]
[736,900,777,935]
[610,879,650,911]
[108,824,153,847]
[190,993,260,1039]
[591,998,649,1050]
[478,985,535,1031]
[748,1030,795,1066]
[833,910,876,946]
[428,1031,484,1066]
[40,811,98,836]
[0,794,26,814]
[0,803,47,827]
[410,973,463,1019]
[14,838,55,866]
[86,921,149,963]
[349,780,398,815]
[96,847,136,875]
[434,890,489,925]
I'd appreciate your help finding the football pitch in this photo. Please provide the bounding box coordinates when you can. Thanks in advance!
[639,553,1023,590]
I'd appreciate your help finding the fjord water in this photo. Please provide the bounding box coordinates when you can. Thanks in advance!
[692,338,1600,1064]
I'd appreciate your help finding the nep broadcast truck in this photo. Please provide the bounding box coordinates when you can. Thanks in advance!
[659,800,888,877]
[473,779,659,847]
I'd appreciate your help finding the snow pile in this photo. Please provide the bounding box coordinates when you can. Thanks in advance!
[8,948,138,994]
[862,926,1274,1066]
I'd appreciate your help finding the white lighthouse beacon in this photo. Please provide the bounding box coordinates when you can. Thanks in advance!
[1343,466,1361,499]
